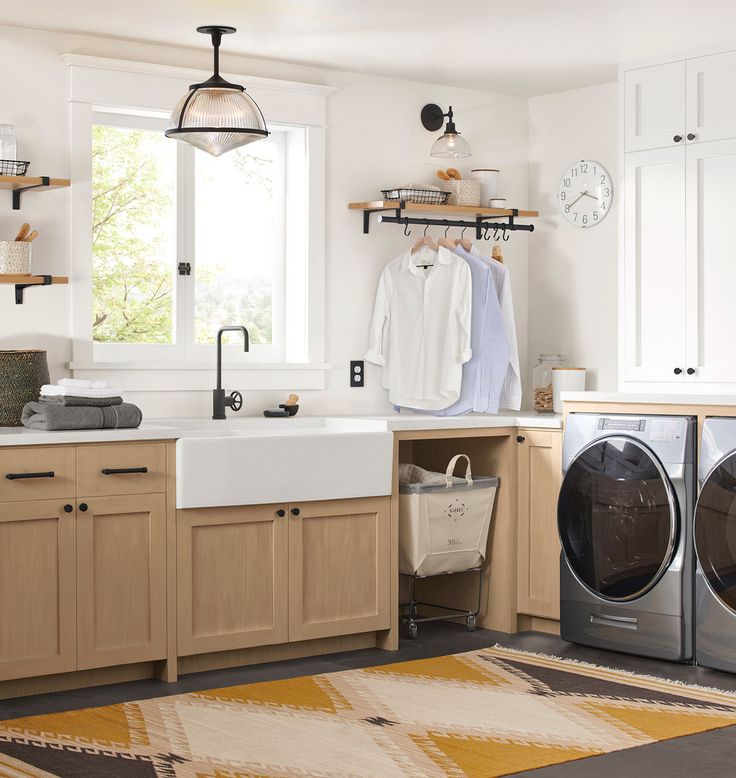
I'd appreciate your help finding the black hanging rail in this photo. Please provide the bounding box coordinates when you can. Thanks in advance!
[376,211,534,240]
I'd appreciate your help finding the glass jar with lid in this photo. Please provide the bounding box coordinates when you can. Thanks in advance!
[0,125,17,161]
[533,354,565,412]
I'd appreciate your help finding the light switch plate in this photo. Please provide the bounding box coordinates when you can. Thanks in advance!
[350,360,364,388]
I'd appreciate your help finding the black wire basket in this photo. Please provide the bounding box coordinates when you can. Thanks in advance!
[0,160,30,176]
[382,188,450,205]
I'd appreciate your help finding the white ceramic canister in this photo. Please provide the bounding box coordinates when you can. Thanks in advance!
[0,241,31,274]
[552,367,586,414]
[470,169,499,204]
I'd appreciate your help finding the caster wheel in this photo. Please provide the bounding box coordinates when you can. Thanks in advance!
[466,615,476,632]
[408,623,418,640]
[408,603,418,619]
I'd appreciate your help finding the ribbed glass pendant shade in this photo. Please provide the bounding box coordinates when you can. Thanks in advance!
[430,132,472,159]
[166,86,268,157]
[165,26,269,157]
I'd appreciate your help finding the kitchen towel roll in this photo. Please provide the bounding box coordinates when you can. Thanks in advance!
[39,395,123,407]
[21,402,142,431]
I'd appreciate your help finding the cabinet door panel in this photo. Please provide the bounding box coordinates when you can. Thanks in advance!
[177,505,288,655]
[623,146,687,382]
[77,494,167,669]
[685,137,736,382]
[625,62,686,152]
[0,500,75,681]
[289,497,390,641]
[0,447,75,502]
[77,443,166,497]
[686,51,736,143]
[517,430,562,619]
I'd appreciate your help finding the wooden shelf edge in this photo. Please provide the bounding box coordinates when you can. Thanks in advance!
[348,200,539,218]
[0,176,71,191]
[0,274,68,285]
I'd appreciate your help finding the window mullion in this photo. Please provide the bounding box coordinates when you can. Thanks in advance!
[179,145,196,359]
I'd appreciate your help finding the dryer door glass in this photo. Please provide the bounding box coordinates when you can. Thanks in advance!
[695,453,736,613]
[558,436,678,601]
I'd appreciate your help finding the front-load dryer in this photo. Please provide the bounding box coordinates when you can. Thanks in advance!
[558,413,696,661]
[694,417,736,673]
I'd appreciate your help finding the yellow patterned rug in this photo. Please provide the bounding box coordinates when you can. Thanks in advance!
[2,646,736,777]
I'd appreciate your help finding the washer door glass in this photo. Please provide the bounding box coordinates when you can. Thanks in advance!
[695,453,736,613]
[558,436,678,601]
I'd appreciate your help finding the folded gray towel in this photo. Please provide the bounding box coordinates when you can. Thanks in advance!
[40,395,123,407]
[21,402,142,431]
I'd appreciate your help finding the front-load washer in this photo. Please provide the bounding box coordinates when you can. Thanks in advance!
[694,417,736,673]
[558,413,696,661]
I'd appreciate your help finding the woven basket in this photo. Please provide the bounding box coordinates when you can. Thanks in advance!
[0,241,31,274]
[0,350,49,426]
[443,179,481,206]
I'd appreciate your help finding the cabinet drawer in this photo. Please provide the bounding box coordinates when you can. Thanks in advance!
[0,447,75,502]
[77,443,166,497]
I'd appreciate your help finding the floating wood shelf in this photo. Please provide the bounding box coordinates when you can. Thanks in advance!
[0,274,69,304]
[0,176,71,210]
[348,200,538,237]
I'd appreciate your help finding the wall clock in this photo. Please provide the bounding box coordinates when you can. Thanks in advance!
[557,160,613,228]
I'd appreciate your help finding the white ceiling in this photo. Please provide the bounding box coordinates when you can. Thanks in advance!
[2,0,736,95]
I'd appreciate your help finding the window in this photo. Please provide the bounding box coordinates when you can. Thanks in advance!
[91,110,292,361]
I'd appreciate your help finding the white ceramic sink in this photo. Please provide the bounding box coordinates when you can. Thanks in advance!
[174,417,393,508]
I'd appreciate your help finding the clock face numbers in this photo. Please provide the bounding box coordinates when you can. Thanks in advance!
[557,160,613,228]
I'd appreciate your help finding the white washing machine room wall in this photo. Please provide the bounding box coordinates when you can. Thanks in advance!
[695,418,736,673]
[557,414,696,662]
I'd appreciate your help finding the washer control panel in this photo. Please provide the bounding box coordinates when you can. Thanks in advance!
[598,418,646,432]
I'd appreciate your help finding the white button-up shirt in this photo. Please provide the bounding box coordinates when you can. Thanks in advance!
[365,246,472,410]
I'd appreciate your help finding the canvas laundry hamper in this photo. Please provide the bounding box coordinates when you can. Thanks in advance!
[399,454,498,577]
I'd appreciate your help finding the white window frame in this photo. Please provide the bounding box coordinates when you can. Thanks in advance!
[66,54,333,392]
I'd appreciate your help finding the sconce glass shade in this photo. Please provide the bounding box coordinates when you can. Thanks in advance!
[166,86,268,157]
[430,131,472,159]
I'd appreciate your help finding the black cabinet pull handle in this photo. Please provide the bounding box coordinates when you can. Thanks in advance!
[673,134,683,142]
[687,132,696,141]
[64,504,73,513]
[79,503,88,512]
[100,467,148,475]
[276,509,286,518]
[516,435,526,443]
[673,367,683,375]
[291,507,300,516]
[6,471,55,480]
[687,367,696,375]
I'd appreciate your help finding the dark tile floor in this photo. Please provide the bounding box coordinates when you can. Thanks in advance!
[2,623,736,776]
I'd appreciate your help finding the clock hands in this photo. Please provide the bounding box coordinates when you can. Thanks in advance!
[581,191,600,202]
[568,191,587,207]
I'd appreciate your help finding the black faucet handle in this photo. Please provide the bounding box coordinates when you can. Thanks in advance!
[228,391,243,412]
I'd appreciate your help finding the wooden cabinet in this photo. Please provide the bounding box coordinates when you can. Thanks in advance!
[0,446,75,502]
[177,504,289,656]
[0,499,76,681]
[516,429,562,620]
[77,494,167,670]
[289,497,391,641]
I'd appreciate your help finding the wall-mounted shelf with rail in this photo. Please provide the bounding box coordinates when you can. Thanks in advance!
[348,200,539,238]
[0,176,71,210]
[0,274,69,304]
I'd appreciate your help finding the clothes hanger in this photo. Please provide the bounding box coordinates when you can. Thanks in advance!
[438,223,456,250]
[454,225,473,252]
[411,225,438,263]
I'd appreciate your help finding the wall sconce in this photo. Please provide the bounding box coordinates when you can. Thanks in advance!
[420,103,471,159]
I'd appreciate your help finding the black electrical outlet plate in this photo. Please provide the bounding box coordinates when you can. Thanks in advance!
[350,360,364,388]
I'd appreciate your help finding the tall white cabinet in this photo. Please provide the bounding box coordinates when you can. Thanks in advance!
[621,49,736,390]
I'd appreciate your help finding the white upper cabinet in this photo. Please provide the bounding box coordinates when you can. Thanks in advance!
[686,52,736,144]
[624,62,686,152]
[622,147,687,383]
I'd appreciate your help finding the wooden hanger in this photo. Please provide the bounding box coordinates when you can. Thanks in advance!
[454,226,472,252]
[438,225,456,251]
[411,226,438,264]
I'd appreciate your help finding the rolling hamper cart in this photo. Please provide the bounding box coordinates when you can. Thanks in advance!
[399,454,499,639]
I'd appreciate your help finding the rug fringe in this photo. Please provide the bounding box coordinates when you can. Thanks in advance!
[488,644,736,699]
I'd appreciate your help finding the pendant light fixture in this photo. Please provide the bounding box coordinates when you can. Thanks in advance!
[165,26,269,157]
[421,103,471,159]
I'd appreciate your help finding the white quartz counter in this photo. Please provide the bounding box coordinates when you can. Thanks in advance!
[562,391,736,406]
[0,411,562,446]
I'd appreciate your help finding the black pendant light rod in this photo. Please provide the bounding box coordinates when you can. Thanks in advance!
[193,26,242,90]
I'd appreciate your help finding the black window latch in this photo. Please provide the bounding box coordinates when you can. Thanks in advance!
[177,262,192,276]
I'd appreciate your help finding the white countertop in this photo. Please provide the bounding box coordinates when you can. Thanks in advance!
[562,391,736,406]
[0,411,562,446]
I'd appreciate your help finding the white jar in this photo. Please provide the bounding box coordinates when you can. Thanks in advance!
[470,169,499,204]
[0,125,17,161]
[552,367,586,414]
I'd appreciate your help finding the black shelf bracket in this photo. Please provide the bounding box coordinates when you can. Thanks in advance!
[12,177,50,210]
[15,275,52,305]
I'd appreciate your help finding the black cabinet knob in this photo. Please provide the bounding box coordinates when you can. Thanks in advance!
[673,134,683,142]
[276,509,286,518]
[673,367,683,375]
[79,503,88,512]
[291,507,300,516]
[687,367,696,375]
[63,504,73,513]
[516,435,526,443]
[687,132,696,141]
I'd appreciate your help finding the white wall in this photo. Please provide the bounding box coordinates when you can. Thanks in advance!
[0,24,530,418]
[527,82,618,393]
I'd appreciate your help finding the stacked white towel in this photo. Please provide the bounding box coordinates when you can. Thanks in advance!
[58,378,110,390]
[41,379,123,399]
